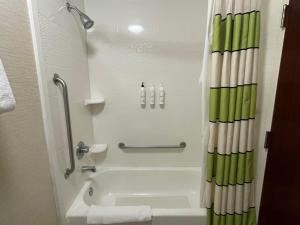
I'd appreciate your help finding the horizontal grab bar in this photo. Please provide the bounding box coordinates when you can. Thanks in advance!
[118,142,187,149]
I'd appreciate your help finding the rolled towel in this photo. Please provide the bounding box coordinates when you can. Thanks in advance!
[0,58,16,114]
[87,205,152,225]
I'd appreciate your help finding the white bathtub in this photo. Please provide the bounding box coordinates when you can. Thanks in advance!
[66,167,206,225]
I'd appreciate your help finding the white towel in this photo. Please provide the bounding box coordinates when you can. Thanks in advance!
[0,58,16,114]
[87,206,152,225]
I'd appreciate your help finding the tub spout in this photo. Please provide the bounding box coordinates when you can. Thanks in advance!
[81,166,96,173]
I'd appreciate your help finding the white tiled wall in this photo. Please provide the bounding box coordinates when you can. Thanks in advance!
[28,0,94,223]
[85,0,208,167]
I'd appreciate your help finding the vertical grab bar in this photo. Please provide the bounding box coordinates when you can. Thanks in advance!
[53,73,75,179]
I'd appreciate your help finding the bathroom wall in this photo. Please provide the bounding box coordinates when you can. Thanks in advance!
[255,0,287,214]
[0,0,58,224]
[85,0,207,167]
[27,0,94,223]
[25,0,287,222]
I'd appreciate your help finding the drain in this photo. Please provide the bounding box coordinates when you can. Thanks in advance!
[88,187,93,196]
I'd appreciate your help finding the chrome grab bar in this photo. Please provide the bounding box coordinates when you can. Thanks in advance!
[118,142,187,149]
[53,74,75,179]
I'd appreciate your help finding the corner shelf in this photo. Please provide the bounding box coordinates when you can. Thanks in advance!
[84,98,105,106]
[89,144,108,154]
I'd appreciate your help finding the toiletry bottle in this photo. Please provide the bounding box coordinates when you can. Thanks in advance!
[159,83,165,105]
[140,82,146,105]
[149,84,155,106]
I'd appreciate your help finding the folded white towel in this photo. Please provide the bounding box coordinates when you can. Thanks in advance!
[87,206,152,225]
[0,58,16,114]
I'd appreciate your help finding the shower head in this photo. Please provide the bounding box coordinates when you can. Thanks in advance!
[66,2,94,30]
[79,13,94,30]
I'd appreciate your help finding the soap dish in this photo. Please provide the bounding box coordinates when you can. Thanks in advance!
[89,144,108,154]
[84,98,105,106]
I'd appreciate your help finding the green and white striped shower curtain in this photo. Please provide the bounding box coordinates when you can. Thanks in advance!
[205,0,260,225]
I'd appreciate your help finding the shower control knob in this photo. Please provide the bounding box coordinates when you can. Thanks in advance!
[76,141,90,160]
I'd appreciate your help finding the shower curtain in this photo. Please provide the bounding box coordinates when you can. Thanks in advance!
[204,0,260,225]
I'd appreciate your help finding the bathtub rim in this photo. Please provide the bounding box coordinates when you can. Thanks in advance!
[66,166,206,219]
[89,166,203,178]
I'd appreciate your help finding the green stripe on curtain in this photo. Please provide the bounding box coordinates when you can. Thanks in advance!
[255,12,261,48]
[219,88,230,122]
[235,86,244,120]
[241,85,251,120]
[245,150,254,182]
[215,154,226,185]
[209,84,257,122]
[226,214,234,225]
[228,88,237,122]
[212,11,261,53]
[250,84,257,119]
[240,13,249,50]
[232,14,242,51]
[247,12,257,48]
[209,88,220,122]
[207,152,217,182]
[229,153,238,184]
[237,153,246,184]
[207,151,254,186]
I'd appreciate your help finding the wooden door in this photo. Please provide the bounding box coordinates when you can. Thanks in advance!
[259,1,300,224]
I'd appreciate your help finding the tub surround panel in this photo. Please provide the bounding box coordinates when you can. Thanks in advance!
[85,0,208,167]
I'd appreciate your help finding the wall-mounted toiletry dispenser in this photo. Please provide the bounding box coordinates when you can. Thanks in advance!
[149,84,155,106]
[159,83,165,105]
[140,82,146,106]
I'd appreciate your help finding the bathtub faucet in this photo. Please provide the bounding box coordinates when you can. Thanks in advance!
[81,166,96,173]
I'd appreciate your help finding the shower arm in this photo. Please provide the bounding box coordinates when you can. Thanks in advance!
[66,2,93,21]
[66,2,82,15]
